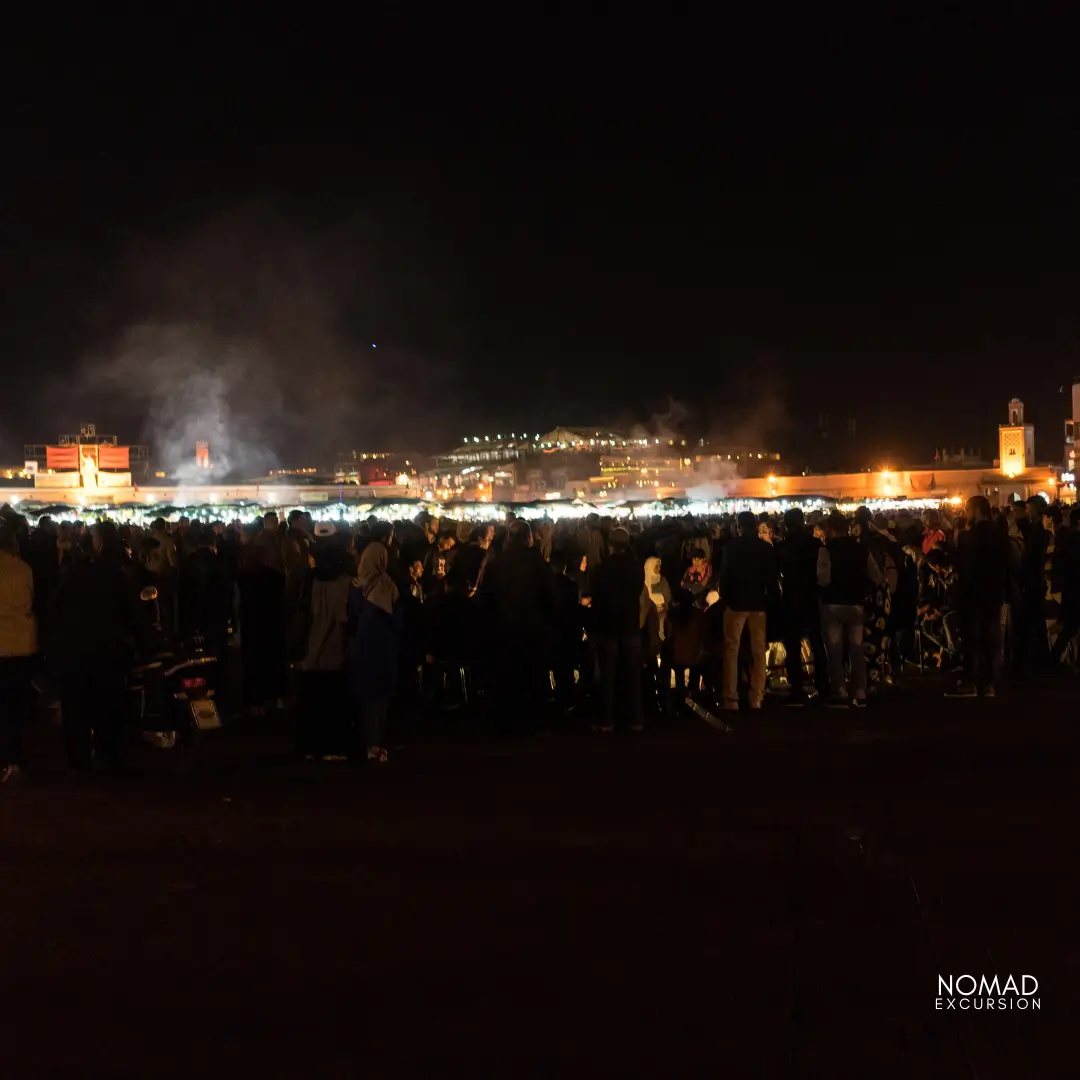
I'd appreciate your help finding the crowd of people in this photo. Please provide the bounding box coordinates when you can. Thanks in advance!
[0,492,1075,782]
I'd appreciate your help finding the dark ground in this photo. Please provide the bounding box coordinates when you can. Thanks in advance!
[2,675,1077,1079]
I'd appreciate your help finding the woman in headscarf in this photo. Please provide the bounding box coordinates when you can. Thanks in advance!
[348,541,403,763]
[641,555,673,717]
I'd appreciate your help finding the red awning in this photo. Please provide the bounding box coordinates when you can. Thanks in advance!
[98,445,129,470]
[46,446,79,470]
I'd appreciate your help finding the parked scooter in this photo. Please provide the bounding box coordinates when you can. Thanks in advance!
[129,585,222,753]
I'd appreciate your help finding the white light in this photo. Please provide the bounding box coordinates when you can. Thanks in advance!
[1062,472,1075,482]
[208,493,218,502]
[144,493,155,502]
[9,496,19,505]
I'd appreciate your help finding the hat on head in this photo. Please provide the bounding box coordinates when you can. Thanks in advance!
[314,522,336,538]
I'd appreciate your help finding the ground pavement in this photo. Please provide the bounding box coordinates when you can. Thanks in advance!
[1,679,1077,1078]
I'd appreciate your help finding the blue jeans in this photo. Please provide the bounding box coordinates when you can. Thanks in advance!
[822,604,866,699]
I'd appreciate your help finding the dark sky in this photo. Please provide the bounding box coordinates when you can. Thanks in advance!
[2,6,1078,467]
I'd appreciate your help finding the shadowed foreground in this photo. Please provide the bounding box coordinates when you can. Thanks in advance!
[1,686,1076,1078]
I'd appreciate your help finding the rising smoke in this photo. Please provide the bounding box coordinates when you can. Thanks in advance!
[71,205,457,478]
[86,323,284,482]
[626,390,789,501]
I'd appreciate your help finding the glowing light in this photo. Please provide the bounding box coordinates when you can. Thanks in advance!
[8,496,19,505]
[145,493,156,502]
[1062,472,1075,483]
[948,496,963,506]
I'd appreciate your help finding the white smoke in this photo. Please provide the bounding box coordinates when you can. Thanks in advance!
[685,456,740,501]
[85,323,283,481]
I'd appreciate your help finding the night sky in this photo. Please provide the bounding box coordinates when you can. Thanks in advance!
[2,7,1078,469]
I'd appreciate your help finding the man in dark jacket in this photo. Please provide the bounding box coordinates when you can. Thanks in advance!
[817,511,882,707]
[949,496,1009,696]
[776,507,829,705]
[549,549,584,710]
[1016,495,1051,674]
[450,526,492,595]
[719,511,777,710]
[178,524,231,659]
[53,522,142,773]
[588,527,644,731]
[483,519,555,733]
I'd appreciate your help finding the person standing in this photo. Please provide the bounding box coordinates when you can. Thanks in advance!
[588,527,645,732]
[817,512,882,708]
[775,507,829,705]
[719,511,777,711]
[53,522,139,775]
[482,520,555,734]
[348,541,403,763]
[948,496,1009,697]
[0,525,37,784]
[296,535,352,757]
[1050,505,1080,667]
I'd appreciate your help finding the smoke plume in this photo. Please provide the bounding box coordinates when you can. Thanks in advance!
[69,204,458,478]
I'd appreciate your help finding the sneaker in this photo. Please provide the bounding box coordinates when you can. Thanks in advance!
[851,697,868,710]
[825,694,850,709]
[944,683,978,698]
[0,764,22,785]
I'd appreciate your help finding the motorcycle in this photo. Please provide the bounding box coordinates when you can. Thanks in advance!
[129,585,222,753]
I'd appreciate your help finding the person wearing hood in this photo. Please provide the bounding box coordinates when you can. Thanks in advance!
[680,547,715,606]
[294,531,353,757]
[642,556,672,652]
[348,541,404,763]
[641,555,673,716]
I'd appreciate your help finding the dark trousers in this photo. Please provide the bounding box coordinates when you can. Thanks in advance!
[1016,593,1050,675]
[0,655,34,767]
[240,578,287,706]
[960,605,1002,691]
[596,634,643,729]
[296,670,348,755]
[61,660,128,770]
[1049,609,1080,665]
[362,698,390,749]
[494,641,548,734]
[783,607,829,697]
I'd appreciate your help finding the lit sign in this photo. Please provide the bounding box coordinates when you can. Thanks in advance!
[1062,472,1075,483]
